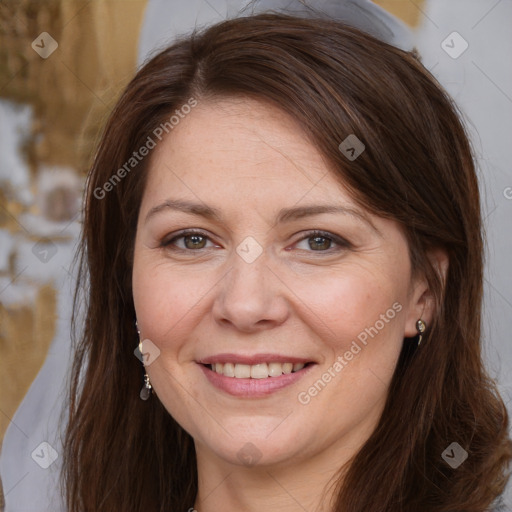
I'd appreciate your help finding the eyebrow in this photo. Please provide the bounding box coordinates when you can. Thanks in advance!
[276,204,381,235]
[145,199,222,224]
[144,199,381,236]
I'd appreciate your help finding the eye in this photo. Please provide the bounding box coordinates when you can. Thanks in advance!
[161,230,218,251]
[293,230,350,252]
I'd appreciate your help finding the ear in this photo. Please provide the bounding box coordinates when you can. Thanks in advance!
[403,248,449,338]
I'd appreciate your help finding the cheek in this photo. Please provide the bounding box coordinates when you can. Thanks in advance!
[292,268,406,427]
[289,263,406,346]
[291,262,408,405]
[132,258,216,347]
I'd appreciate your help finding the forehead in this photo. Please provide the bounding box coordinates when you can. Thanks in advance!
[143,97,355,209]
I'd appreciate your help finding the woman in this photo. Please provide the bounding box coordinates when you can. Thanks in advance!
[63,13,512,511]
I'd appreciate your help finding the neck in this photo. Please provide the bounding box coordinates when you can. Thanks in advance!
[192,425,375,512]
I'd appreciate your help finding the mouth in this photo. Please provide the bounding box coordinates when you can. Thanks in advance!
[204,361,310,378]
[197,355,316,397]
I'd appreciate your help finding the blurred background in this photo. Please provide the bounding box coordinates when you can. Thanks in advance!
[0,0,146,437]
[0,0,511,509]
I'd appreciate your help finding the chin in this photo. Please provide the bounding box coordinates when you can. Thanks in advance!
[193,417,317,469]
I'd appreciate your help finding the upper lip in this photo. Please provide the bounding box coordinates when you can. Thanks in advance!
[198,353,315,365]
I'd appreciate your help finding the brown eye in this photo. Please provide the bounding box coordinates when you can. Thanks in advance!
[162,231,216,251]
[183,234,207,249]
[293,230,351,253]
[308,235,332,251]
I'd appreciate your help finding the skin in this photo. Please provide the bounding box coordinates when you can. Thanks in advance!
[132,97,444,512]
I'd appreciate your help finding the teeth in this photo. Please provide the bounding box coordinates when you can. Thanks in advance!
[223,362,235,377]
[282,363,293,374]
[234,364,251,378]
[268,362,283,377]
[209,362,307,378]
[251,363,269,379]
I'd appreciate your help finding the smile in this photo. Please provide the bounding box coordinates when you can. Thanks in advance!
[198,355,316,397]
[207,362,306,378]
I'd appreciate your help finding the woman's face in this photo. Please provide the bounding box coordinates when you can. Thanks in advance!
[133,97,427,470]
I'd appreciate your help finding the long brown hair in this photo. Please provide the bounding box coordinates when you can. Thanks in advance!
[63,14,511,511]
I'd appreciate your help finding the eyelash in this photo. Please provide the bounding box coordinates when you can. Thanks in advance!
[293,230,351,252]
[161,229,351,254]
[161,229,218,251]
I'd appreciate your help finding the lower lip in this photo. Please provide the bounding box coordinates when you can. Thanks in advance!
[199,363,314,397]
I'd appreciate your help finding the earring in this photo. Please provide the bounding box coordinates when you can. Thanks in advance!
[416,319,426,346]
[140,370,152,401]
[136,321,152,400]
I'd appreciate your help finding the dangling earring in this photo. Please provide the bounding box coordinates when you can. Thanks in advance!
[136,321,152,400]
[416,319,426,346]
[140,370,152,401]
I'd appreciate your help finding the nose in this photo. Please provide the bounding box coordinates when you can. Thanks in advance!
[212,251,290,333]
